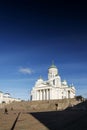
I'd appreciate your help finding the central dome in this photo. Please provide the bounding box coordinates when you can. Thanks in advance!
[49,62,57,69]
[49,64,57,69]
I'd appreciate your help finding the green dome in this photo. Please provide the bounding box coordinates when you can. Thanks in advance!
[49,62,57,69]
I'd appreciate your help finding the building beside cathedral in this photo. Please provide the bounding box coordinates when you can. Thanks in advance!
[0,91,21,104]
[31,63,76,101]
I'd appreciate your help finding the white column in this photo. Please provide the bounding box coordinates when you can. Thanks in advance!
[50,89,51,100]
[45,89,47,100]
[43,90,45,100]
[37,90,39,100]
[42,90,44,100]
[48,89,50,100]
[40,90,41,100]
[41,90,42,100]
[47,89,48,100]
[38,90,39,100]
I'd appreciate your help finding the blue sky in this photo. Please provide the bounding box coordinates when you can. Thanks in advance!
[0,1,87,100]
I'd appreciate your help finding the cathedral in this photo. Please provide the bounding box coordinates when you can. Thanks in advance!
[31,63,76,101]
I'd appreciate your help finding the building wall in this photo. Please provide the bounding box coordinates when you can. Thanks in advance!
[0,92,3,103]
[0,92,21,104]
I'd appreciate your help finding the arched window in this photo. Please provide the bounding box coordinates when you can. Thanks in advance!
[53,79,55,85]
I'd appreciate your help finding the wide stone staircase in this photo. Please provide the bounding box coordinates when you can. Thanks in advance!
[4,97,83,112]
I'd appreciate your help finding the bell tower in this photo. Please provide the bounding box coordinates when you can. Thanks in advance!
[48,62,58,80]
[48,62,61,87]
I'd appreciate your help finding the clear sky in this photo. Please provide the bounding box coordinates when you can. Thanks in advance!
[0,1,87,100]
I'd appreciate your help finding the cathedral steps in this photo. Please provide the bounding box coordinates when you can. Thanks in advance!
[3,97,83,112]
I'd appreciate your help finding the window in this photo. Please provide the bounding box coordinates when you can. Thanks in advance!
[53,79,55,85]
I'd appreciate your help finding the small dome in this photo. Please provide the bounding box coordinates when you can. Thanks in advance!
[36,76,43,84]
[35,76,44,87]
[62,80,67,85]
[38,78,43,82]
[38,76,43,81]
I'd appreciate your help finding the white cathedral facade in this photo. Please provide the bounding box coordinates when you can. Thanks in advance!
[31,63,76,101]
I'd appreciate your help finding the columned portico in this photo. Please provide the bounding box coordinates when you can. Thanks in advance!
[37,89,51,100]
